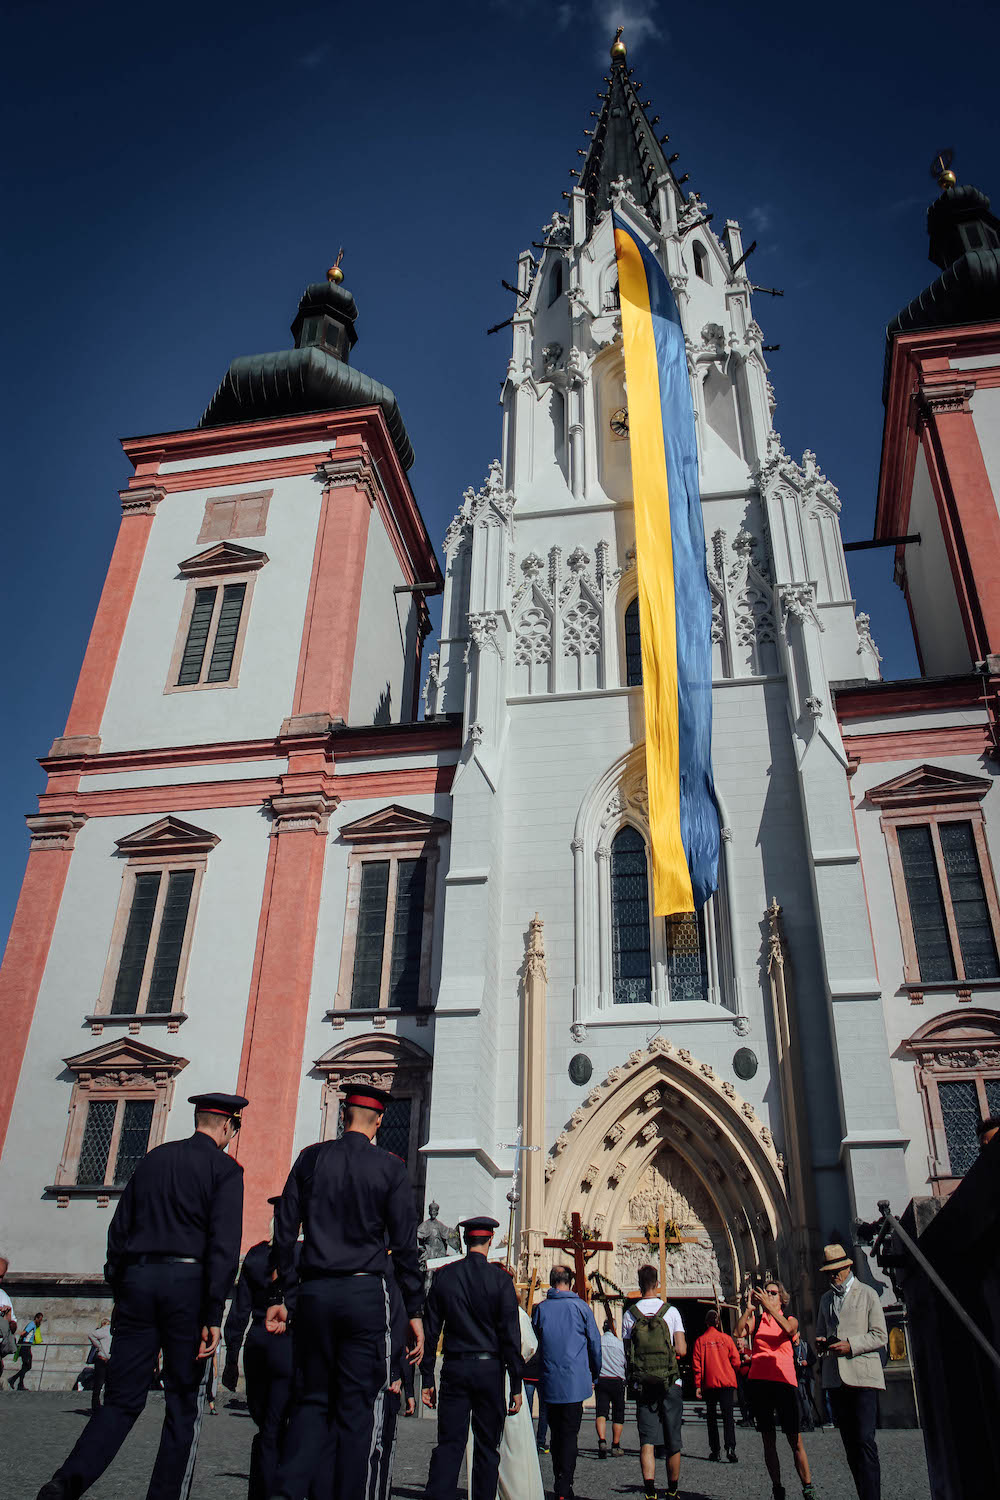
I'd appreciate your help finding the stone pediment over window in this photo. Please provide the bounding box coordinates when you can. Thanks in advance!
[906,1008,1000,1064]
[338,805,450,844]
[866,764,993,809]
[177,541,269,577]
[115,816,221,858]
[64,1036,189,1082]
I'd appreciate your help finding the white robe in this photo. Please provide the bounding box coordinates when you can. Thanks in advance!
[467,1306,544,1500]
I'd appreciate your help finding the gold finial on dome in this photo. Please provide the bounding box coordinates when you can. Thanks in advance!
[327,247,345,284]
[610,25,626,61]
[931,149,957,191]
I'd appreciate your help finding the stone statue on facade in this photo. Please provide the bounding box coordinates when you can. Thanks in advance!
[417,1202,461,1285]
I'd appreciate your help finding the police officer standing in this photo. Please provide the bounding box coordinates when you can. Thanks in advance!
[421,1216,522,1500]
[266,1083,423,1500]
[222,1195,297,1500]
[36,1091,247,1500]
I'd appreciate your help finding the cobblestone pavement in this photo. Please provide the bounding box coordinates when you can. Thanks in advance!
[1,1392,932,1500]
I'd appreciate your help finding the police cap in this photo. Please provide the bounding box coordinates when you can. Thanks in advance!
[458,1216,500,1242]
[189,1092,249,1128]
[343,1084,391,1113]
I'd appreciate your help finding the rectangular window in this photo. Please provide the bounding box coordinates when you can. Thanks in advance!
[110,868,197,1015]
[624,599,643,687]
[77,1099,117,1184]
[75,1097,154,1186]
[376,1098,413,1160]
[177,583,247,686]
[351,862,390,1007]
[986,1077,1000,1115]
[939,821,1000,980]
[938,1079,981,1178]
[897,824,956,982]
[665,911,710,1003]
[388,859,426,1011]
[114,1100,155,1183]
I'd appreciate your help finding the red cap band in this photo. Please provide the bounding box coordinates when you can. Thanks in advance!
[345,1094,387,1112]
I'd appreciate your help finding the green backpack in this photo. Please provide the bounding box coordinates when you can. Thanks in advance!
[626,1300,680,1393]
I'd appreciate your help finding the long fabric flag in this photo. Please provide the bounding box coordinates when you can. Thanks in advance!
[613,211,720,914]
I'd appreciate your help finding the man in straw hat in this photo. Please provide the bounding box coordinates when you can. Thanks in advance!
[36,1091,248,1500]
[815,1242,887,1500]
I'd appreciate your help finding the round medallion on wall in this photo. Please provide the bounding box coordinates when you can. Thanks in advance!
[733,1047,758,1081]
[569,1053,594,1086]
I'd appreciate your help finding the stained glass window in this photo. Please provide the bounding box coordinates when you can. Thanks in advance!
[624,598,643,686]
[611,825,652,1004]
[77,1099,117,1184]
[666,910,709,1003]
[939,1079,981,1178]
[939,821,999,980]
[113,1100,154,1183]
[897,825,955,982]
[388,859,426,1011]
[351,862,390,1006]
[111,872,162,1014]
[376,1098,412,1161]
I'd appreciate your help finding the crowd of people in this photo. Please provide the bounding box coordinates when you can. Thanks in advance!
[6,1084,903,1500]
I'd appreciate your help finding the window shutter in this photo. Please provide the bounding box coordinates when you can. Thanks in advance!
[897,824,955,982]
[111,872,162,1014]
[611,825,652,1003]
[624,598,643,686]
[77,1099,117,1184]
[351,861,390,1006]
[177,587,218,685]
[113,1099,154,1184]
[146,870,196,1013]
[388,858,426,1010]
[206,583,247,682]
[939,821,1000,980]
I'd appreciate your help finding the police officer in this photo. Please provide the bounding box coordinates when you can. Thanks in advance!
[266,1083,423,1500]
[222,1195,297,1500]
[421,1217,522,1500]
[37,1091,247,1500]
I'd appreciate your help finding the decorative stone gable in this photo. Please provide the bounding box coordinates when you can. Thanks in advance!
[866,764,993,809]
[706,527,778,678]
[338,805,450,844]
[114,816,220,858]
[176,541,269,576]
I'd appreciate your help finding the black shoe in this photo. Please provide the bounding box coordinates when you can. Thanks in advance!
[709,1449,721,1460]
[598,1439,608,1459]
[727,1448,738,1463]
[37,1483,79,1500]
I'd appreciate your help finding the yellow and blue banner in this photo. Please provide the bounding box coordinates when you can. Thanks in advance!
[613,211,719,914]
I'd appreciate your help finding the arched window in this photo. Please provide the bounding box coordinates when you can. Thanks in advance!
[692,241,710,282]
[548,260,564,305]
[624,597,643,685]
[611,825,652,1004]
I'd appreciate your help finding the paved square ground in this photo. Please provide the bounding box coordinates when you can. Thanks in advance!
[1,1391,931,1499]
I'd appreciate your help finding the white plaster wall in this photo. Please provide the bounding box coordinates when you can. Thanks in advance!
[348,512,411,726]
[971,386,1000,520]
[850,755,1000,1201]
[845,708,988,735]
[905,449,970,676]
[79,759,286,790]
[100,474,322,752]
[158,441,334,474]
[0,805,270,1272]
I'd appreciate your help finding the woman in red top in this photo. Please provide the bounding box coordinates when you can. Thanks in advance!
[735,1279,814,1500]
[692,1309,741,1462]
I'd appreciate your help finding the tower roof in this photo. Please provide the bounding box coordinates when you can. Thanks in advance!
[200,272,414,470]
[577,35,673,231]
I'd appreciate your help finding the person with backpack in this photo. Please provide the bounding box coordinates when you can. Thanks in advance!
[623,1265,687,1500]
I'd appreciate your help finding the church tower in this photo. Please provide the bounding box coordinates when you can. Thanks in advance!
[423,32,906,1300]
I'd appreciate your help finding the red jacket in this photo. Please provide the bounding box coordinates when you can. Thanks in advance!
[693,1328,741,1390]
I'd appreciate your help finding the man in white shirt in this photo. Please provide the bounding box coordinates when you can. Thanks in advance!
[623,1265,687,1500]
[0,1253,16,1389]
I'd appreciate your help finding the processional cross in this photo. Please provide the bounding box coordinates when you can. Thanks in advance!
[543,1211,613,1302]
[499,1126,540,1269]
[625,1203,699,1294]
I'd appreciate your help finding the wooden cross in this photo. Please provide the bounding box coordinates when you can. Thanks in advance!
[625,1204,700,1293]
[543,1212,613,1302]
[697,1281,740,1331]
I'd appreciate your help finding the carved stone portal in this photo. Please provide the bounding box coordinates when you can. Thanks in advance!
[614,1148,731,1296]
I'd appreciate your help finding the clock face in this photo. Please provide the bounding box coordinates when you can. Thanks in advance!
[610,407,630,438]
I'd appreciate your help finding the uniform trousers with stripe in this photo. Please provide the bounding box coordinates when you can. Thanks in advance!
[424,1357,506,1500]
[243,1322,294,1500]
[271,1276,391,1500]
[53,1264,210,1500]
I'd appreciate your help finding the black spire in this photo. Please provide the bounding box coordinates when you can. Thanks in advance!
[577,34,672,231]
[885,159,1000,385]
[200,268,414,470]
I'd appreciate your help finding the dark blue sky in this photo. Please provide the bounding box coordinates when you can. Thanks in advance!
[3,0,999,952]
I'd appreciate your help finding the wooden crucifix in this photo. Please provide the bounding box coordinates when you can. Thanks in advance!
[625,1204,700,1293]
[543,1212,613,1302]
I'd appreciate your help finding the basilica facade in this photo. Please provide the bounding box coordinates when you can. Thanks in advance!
[1,40,998,1346]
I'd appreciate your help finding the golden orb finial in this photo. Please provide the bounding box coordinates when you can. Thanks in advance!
[610,25,626,61]
[939,169,957,189]
[327,247,345,284]
[931,150,957,192]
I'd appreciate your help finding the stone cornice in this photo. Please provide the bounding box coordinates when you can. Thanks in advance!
[25,812,87,851]
[269,791,340,835]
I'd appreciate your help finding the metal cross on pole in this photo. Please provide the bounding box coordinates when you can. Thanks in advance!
[499,1126,540,1269]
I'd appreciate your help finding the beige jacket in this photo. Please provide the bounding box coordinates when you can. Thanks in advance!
[816,1278,887,1390]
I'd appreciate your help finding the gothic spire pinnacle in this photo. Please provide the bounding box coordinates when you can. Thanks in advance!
[577,33,672,231]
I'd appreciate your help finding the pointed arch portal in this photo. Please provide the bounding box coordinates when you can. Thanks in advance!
[540,1037,792,1299]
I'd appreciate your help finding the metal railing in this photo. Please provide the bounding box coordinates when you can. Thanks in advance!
[3,1342,97,1393]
